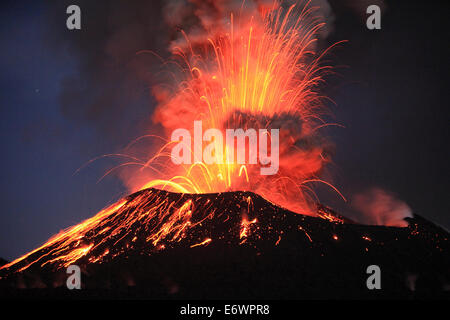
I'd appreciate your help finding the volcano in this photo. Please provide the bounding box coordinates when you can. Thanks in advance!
[0,188,448,299]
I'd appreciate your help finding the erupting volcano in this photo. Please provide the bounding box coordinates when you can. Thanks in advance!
[0,1,448,299]
[118,1,346,215]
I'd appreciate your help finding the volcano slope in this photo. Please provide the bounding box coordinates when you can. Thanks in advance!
[0,188,448,299]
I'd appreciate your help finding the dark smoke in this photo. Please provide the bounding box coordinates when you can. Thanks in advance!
[163,0,336,52]
[43,0,168,152]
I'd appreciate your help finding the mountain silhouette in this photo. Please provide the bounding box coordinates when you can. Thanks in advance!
[0,188,448,299]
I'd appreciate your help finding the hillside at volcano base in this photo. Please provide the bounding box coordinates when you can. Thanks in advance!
[0,188,448,299]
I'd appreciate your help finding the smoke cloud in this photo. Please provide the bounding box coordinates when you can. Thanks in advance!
[351,188,413,227]
[162,0,336,52]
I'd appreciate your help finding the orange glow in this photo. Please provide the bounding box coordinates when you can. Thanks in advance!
[240,217,258,239]
[190,238,212,248]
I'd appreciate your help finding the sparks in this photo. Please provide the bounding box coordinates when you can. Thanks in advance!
[190,238,212,248]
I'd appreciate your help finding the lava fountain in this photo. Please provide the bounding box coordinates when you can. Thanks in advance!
[135,1,345,213]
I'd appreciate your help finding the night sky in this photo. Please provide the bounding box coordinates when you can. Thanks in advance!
[0,0,448,261]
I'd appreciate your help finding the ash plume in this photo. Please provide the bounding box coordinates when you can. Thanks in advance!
[351,188,413,227]
[44,1,339,183]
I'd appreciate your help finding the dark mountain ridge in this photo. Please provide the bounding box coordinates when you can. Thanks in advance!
[0,188,448,299]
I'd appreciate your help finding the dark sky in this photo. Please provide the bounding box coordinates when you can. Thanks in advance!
[0,0,448,261]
